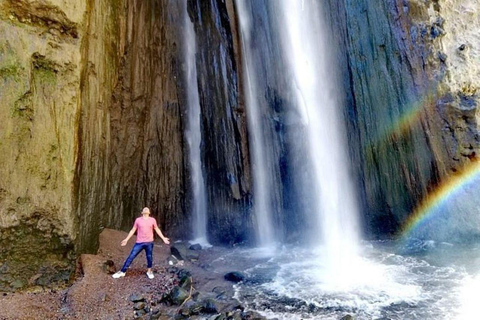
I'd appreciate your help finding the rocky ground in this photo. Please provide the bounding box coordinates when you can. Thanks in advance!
[0,229,268,320]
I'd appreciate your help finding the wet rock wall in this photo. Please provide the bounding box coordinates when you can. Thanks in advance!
[335,0,480,237]
[187,0,253,244]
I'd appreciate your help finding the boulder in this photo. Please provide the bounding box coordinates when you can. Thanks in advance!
[189,244,202,251]
[340,315,355,320]
[202,298,220,314]
[171,243,188,261]
[224,272,245,283]
[35,274,53,287]
[179,299,202,316]
[179,276,192,290]
[170,286,189,305]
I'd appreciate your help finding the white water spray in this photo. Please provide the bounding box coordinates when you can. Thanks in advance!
[236,1,275,248]
[279,0,360,279]
[184,6,209,247]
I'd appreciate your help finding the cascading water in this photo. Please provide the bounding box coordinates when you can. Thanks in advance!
[279,0,360,278]
[184,5,209,247]
[236,1,275,248]
[212,2,480,319]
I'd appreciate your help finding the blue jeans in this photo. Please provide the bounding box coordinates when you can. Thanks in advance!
[121,242,154,272]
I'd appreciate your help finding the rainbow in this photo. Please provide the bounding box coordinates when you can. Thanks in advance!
[379,103,425,141]
[400,161,480,239]
[370,91,435,146]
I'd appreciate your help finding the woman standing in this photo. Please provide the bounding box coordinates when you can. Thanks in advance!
[112,207,170,279]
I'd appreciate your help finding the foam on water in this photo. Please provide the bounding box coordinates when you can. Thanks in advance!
[233,243,474,319]
[457,274,480,319]
[189,237,212,249]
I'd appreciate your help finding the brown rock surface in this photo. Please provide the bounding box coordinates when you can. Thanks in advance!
[74,0,190,255]
[0,228,177,319]
[0,228,253,320]
[0,0,87,291]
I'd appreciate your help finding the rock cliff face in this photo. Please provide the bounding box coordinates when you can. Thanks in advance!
[335,0,480,237]
[0,0,85,291]
[75,0,189,254]
[0,0,479,291]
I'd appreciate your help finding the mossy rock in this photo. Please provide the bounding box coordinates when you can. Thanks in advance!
[31,53,59,84]
[0,62,23,80]
[0,218,75,292]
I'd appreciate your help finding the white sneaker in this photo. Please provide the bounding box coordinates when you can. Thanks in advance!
[146,271,154,279]
[112,271,125,279]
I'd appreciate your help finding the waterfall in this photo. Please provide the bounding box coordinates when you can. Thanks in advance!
[184,5,209,247]
[236,1,276,248]
[278,0,360,275]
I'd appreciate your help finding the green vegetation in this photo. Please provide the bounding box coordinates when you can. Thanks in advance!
[32,53,59,84]
[0,62,23,81]
[34,67,58,84]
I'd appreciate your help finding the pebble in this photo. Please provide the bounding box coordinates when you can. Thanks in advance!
[102,260,116,274]
[133,301,146,310]
[129,293,145,302]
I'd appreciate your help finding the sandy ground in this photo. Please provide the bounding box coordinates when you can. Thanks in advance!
[0,229,221,320]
